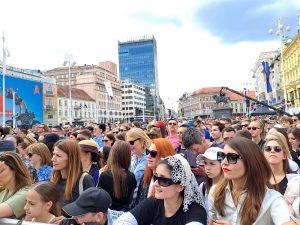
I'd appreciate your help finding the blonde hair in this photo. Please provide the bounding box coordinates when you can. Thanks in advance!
[126,128,152,149]
[265,131,291,159]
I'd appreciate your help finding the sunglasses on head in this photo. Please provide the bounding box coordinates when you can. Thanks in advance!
[129,138,140,145]
[264,146,282,153]
[168,122,177,126]
[27,152,33,158]
[247,127,259,131]
[217,152,242,164]
[153,174,178,187]
[146,149,158,158]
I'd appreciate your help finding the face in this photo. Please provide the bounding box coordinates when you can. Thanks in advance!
[204,158,222,180]
[24,189,52,219]
[221,145,245,181]
[177,127,187,142]
[211,125,222,140]
[241,122,249,131]
[248,121,262,138]
[281,121,291,130]
[147,143,158,169]
[102,137,113,147]
[28,152,42,167]
[0,162,15,188]
[167,120,178,133]
[264,140,285,166]
[74,212,103,225]
[51,147,68,171]
[189,143,204,154]
[292,117,298,124]
[36,125,45,134]
[126,135,144,155]
[52,128,62,136]
[69,134,76,141]
[154,164,183,200]
[223,131,235,143]
[93,126,102,135]
[119,125,129,132]
[288,133,300,149]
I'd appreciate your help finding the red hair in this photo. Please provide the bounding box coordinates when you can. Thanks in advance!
[142,138,175,187]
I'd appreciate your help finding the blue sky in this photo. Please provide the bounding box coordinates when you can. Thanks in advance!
[194,0,299,43]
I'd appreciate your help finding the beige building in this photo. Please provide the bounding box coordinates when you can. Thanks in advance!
[43,82,58,125]
[44,61,123,122]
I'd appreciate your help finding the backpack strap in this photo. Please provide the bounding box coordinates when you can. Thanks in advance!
[79,172,88,195]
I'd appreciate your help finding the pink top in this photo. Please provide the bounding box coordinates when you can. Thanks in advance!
[167,135,181,149]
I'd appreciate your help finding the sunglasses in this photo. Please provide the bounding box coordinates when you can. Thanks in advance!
[217,152,242,164]
[28,152,33,158]
[168,123,177,126]
[264,146,282,153]
[102,139,109,142]
[146,149,158,158]
[247,127,259,131]
[153,174,178,187]
[119,129,127,132]
[128,138,140,145]
[241,124,248,127]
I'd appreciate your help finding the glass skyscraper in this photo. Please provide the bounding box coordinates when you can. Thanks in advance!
[118,35,159,115]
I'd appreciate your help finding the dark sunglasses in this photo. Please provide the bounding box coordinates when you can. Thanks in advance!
[217,152,242,164]
[129,138,140,145]
[241,124,248,127]
[153,174,178,187]
[264,146,282,153]
[247,127,259,131]
[102,139,109,142]
[28,152,33,158]
[119,129,127,132]
[168,123,177,126]
[146,149,158,158]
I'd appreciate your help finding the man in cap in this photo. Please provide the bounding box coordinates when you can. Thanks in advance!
[59,187,112,225]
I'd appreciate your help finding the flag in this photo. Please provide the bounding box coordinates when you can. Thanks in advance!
[262,61,273,104]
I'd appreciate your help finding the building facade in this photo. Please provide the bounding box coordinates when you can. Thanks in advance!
[118,35,160,118]
[283,32,300,114]
[44,61,123,123]
[43,81,58,126]
[121,80,146,122]
[57,86,96,125]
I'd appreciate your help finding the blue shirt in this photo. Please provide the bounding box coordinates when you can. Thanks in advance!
[93,134,104,148]
[131,152,147,199]
[37,165,52,181]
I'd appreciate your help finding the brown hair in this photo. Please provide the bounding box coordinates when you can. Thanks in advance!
[26,143,52,166]
[213,137,272,225]
[0,152,32,193]
[32,182,61,216]
[51,140,81,201]
[105,133,116,146]
[106,141,131,199]
[288,127,300,148]
[142,138,175,188]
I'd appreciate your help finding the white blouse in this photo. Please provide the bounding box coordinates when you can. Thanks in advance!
[208,184,292,225]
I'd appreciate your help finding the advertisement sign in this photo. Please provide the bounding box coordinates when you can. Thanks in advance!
[0,74,43,126]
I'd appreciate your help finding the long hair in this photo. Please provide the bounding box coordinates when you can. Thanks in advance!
[106,141,131,199]
[288,127,300,148]
[51,140,81,201]
[213,137,272,225]
[142,138,175,187]
[32,182,61,216]
[0,152,32,193]
[26,143,52,166]
[126,128,152,150]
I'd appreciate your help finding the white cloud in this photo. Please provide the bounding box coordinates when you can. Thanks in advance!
[0,0,284,109]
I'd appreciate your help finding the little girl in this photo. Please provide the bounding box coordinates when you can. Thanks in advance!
[24,182,61,223]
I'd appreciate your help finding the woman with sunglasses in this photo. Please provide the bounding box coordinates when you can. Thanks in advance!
[102,133,115,148]
[287,127,300,167]
[98,141,136,211]
[126,128,152,198]
[248,119,266,149]
[0,152,32,218]
[27,143,53,182]
[132,138,175,208]
[116,154,207,225]
[209,136,294,225]
[264,132,297,195]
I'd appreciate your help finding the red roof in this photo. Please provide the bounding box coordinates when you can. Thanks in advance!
[57,85,95,101]
[192,87,221,95]
[227,90,256,101]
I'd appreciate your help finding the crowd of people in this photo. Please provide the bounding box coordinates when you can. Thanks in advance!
[0,114,299,225]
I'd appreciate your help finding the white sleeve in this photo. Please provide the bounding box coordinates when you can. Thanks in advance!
[208,186,217,221]
[113,212,138,225]
[270,196,292,225]
[186,222,203,225]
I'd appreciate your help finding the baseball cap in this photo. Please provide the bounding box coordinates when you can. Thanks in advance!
[196,147,223,166]
[63,187,112,216]
[154,121,166,127]
[0,140,16,154]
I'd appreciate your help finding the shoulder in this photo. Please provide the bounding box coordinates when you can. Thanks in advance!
[184,203,207,224]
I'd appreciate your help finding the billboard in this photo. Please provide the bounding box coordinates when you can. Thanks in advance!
[0,74,43,126]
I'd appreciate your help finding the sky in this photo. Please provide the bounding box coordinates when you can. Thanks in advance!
[0,0,299,110]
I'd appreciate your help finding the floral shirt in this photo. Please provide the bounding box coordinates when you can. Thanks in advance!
[37,165,52,181]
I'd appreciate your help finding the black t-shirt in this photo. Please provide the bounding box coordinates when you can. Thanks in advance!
[56,172,95,207]
[271,176,288,195]
[131,197,207,225]
[98,170,137,211]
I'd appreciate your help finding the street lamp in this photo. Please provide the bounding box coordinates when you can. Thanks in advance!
[1,32,10,127]
[63,54,76,125]
[268,17,290,113]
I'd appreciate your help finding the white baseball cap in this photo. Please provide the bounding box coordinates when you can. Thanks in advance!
[196,147,223,166]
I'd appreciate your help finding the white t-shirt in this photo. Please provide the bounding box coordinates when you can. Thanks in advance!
[285,175,300,218]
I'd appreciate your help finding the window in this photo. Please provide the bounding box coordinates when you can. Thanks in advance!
[48,115,53,119]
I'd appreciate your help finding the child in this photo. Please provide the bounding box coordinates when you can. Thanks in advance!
[24,182,61,223]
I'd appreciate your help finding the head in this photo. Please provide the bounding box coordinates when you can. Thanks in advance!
[93,124,106,136]
[24,182,61,219]
[119,123,131,133]
[248,119,265,139]
[51,140,81,200]
[211,122,225,141]
[62,187,111,225]
[0,152,32,192]
[132,121,141,128]
[167,119,178,134]
[182,128,204,154]
[287,127,300,150]
[240,120,250,131]
[27,143,52,168]
[177,125,188,144]
[222,127,236,143]
[280,117,293,130]
[51,125,64,137]
[68,132,78,141]
[102,133,115,147]
[126,128,152,156]
[235,130,252,140]
[42,133,60,154]
[78,139,100,166]
[16,142,29,157]
[36,124,49,135]
[77,129,93,141]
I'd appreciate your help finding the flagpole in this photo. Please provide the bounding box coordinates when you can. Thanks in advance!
[2,32,6,127]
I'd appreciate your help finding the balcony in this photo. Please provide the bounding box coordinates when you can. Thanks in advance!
[44,105,54,111]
